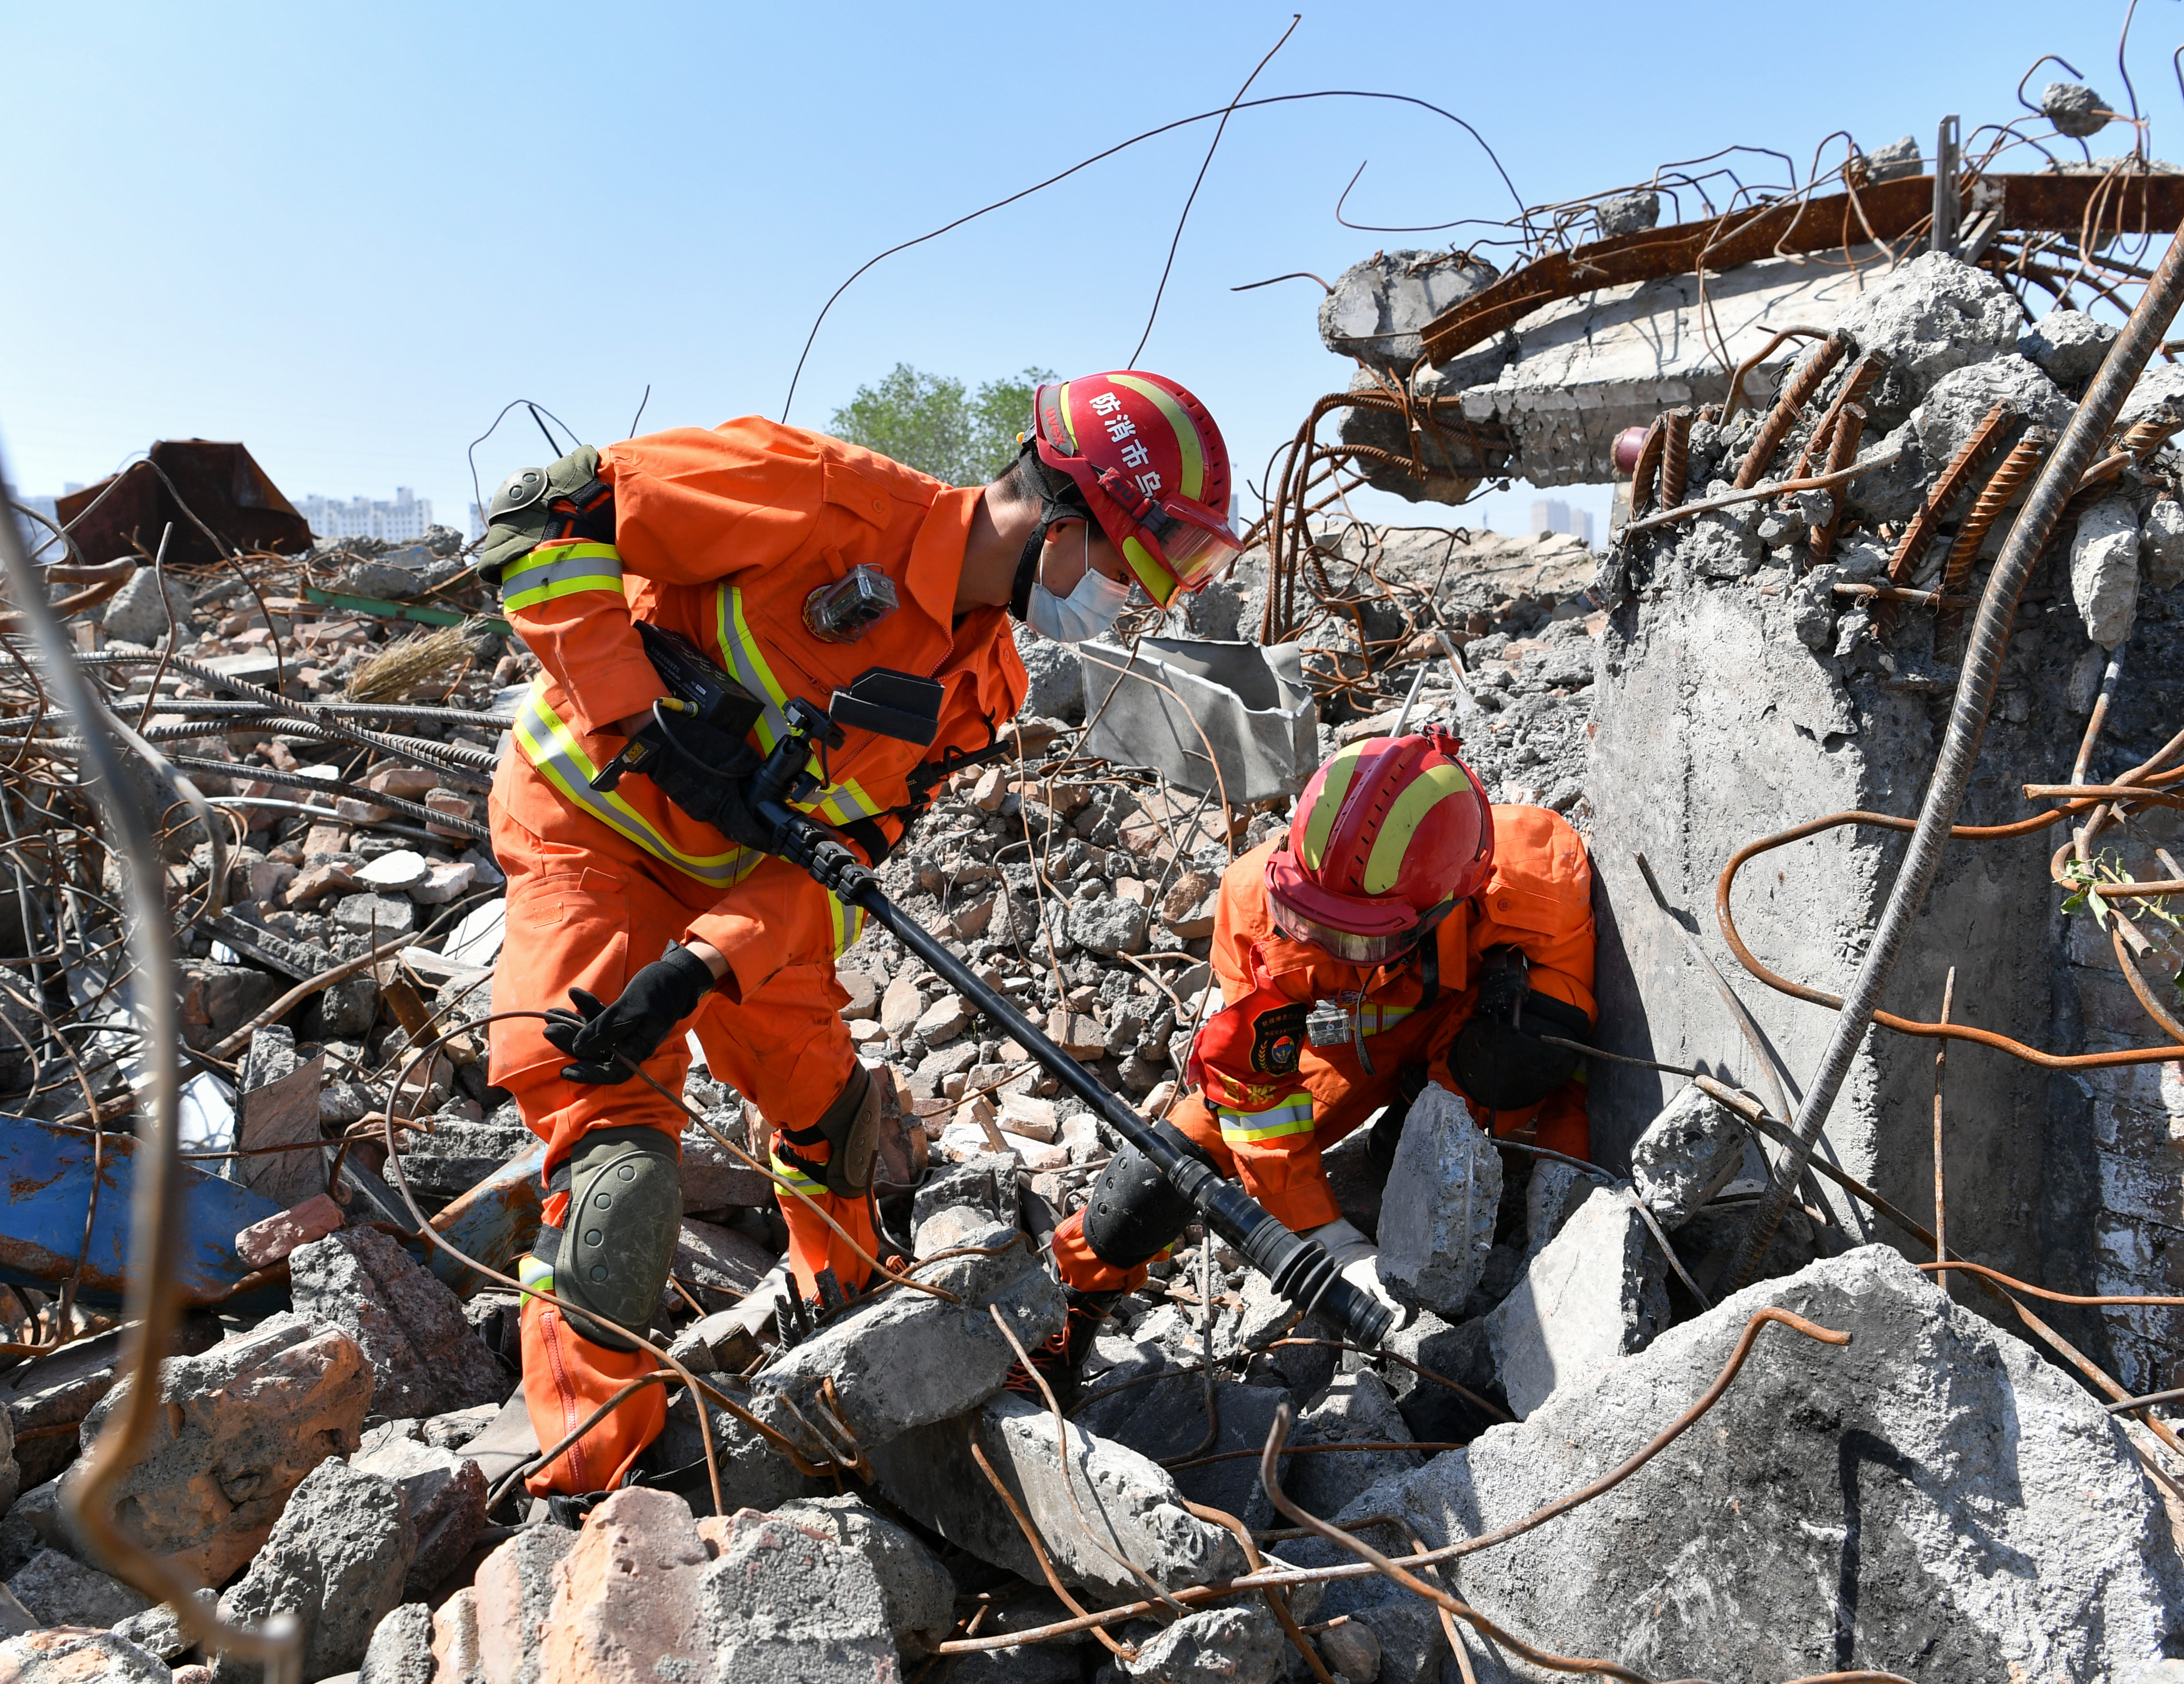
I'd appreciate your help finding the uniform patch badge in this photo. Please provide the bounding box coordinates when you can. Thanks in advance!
[1251,1003,1308,1077]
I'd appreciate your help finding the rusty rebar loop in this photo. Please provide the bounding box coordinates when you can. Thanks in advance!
[1922,1260,2184,1306]
[1883,401,2014,589]
[1732,329,1849,489]
[1718,325,1834,424]
[1179,1497,1337,1684]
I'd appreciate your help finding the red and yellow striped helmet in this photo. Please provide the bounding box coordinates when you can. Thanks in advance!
[1032,372,1243,605]
[1266,731,1495,965]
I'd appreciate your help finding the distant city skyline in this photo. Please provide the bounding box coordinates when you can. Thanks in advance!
[294,487,435,544]
[1530,496,1595,546]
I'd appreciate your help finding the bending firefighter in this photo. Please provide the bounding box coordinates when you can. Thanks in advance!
[482,374,1244,1495]
[1027,729,1597,1385]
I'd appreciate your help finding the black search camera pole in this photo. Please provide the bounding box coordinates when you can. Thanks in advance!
[749,696,1394,1352]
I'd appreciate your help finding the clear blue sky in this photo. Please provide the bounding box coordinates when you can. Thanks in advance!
[2,1,2167,542]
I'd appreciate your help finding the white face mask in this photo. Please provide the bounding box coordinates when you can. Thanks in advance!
[1025,526,1131,644]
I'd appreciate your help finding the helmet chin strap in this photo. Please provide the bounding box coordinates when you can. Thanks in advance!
[1008,445,1095,622]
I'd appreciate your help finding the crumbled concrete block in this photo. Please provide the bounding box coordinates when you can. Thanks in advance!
[1076,1371,1294,1530]
[671,1217,772,1312]
[663,1310,761,1380]
[1826,252,2029,426]
[288,1229,507,1420]
[770,1494,955,1656]
[869,1392,1246,1600]
[879,976,923,1037]
[1862,134,1922,181]
[1,1321,221,1490]
[2020,307,2118,391]
[1629,1083,1747,1226]
[538,1489,707,1684]
[111,1590,216,1663]
[1335,1247,2184,1679]
[1524,1160,1594,1260]
[1485,1187,1669,1419]
[1319,249,1500,372]
[678,1123,772,1212]
[2145,498,2184,589]
[211,1459,416,1684]
[65,1313,370,1585]
[1317,1619,1380,1684]
[234,1192,344,1270]
[910,1154,1017,1236]
[1014,624,1084,724]
[428,1586,482,1684]
[1067,895,1149,957]
[407,864,474,906]
[419,1404,499,1452]
[0,1628,171,1684]
[357,1602,433,1684]
[99,569,193,646]
[743,1237,1061,1463]
[1287,1370,1422,1520]
[469,1525,573,1684]
[1105,1603,1285,1683]
[995,1093,1057,1142]
[348,1438,485,1602]
[1593,190,1658,237]
[912,993,972,1044]
[354,851,427,891]
[2072,494,2142,648]
[912,1205,1012,1260]
[1376,1084,1502,1320]
[5,1549,150,1628]
[2043,79,2110,138]
[1910,355,2070,468]
[695,1507,898,1681]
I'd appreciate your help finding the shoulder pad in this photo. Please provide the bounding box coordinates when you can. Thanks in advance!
[490,467,550,521]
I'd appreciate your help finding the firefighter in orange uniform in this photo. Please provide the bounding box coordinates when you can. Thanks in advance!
[481,373,1244,1495]
[1026,729,1595,1382]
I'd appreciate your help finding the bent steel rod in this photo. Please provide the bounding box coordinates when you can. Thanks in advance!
[1726,223,2184,1290]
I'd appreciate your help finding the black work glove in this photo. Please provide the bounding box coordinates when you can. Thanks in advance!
[636,710,777,854]
[543,944,717,1084]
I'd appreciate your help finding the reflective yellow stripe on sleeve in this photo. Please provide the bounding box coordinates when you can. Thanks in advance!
[1358,1002,1415,1036]
[828,893,867,957]
[517,1253,555,1299]
[1216,1095,1316,1143]
[502,541,626,614]
[770,1146,828,1197]
[513,680,760,888]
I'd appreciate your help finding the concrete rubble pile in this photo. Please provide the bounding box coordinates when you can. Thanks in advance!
[8,121,2184,1683]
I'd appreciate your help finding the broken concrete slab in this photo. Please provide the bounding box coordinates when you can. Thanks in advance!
[1485,1185,1669,1419]
[469,1525,573,1684]
[1286,1370,1422,1519]
[1319,248,1500,375]
[287,1229,507,1419]
[1629,1083,1747,1226]
[1375,1083,1502,1319]
[2073,493,2142,648]
[670,1217,772,1312]
[909,1153,1018,1237]
[210,1459,416,1684]
[66,1313,370,1585]
[111,1590,217,1664]
[233,1192,344,1271]
[1099,1602,1285,1684]
[357,1602,433,1684]
[770,1494,955,1657]
[741,1235,1062,1463]
[1076,1372,1294,1531]
[1523,1160,1594,1261]
[235,1026,329,1210]
[1,1320,222,1489]
[539,1490,709,1684]
[0,1628,171,1684]
[348,1436,486,1601]
[1330,1247,2184,1681]
[869,1392,1246,1600]
[4,1548,151,1628]
[697,1507,900,1682]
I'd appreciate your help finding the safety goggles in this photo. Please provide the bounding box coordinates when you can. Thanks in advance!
[1264,852,1450,967]
[1087,464,1243,594]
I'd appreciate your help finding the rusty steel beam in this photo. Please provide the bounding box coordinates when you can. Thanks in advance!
[1418,173,2184,365]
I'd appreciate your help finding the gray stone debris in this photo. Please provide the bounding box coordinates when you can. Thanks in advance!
[2044,80,2111,138]
[1629,1083,1747,1226]
[770,1495,956,1657]
[211,1459,416,1684]
[467,1525,573,1684]
[0,1629,171,1684]
[5,1549,151,1628]
[1376,1083,1502,1319]
[1824,252,2027,428]
[912,1202,1007,1258]
[1097,1603,1285,1684]
[2072,494,2143,648]
[1288,1369,1422,1518]
[2147,497,2184,590]
[1909,355,2070,470]
[1318,249,1500,372]
[1014,624,1084,724]
[65,1313,370,1585]
[348,1436,486,1601]
[99,569,193,647]
[672,1217,774,1311]
[1317,1618,1380,1684]
[1,1323,223,1489]
[699,1508,898,1684]
[743,1236,1059,1463]
[111,1592,217,1665]
[1862,135,1923,181]
[1068,893,1150,956]
[1592,190,1658,238]
[357,1602,433,1684]
[1076,1372,1293,1530]
[287,1229,507,1420]
[2020,307,2118,391]
[869,1391,1247,1600]
[910,1153,1019,1236]
[1485,1186,1669,1419]
[1524,1160,1594,1260]
[1327,1248,2184,1681]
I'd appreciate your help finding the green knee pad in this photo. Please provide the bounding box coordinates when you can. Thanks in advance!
[553,1126,683,1352]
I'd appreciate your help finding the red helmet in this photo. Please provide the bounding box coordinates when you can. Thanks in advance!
[1266,731,1495,965]
[1031,372,1244,605]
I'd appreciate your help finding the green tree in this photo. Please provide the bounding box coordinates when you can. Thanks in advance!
[828,364,1053,486]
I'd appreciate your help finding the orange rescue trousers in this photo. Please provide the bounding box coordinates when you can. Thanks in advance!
[488,756,877,1495]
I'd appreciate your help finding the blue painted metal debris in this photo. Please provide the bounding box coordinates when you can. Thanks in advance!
[427,1139,544,1299]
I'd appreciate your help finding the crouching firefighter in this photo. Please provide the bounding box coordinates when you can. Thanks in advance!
[479,374,1246,1496]
[1019,729,1597,1388]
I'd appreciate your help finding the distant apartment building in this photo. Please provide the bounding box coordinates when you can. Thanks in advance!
[296,487,434,544]
[1530,497,1595,546]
